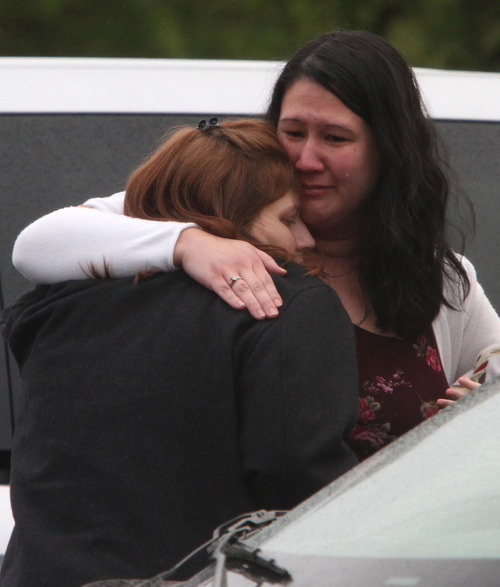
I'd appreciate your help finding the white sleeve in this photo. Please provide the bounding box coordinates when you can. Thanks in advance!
[457,262,500,382]
[12,193,198,283]
[434,256,500,383]
[82,191,128,213]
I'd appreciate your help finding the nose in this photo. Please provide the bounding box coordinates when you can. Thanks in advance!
[291,220,315,251]
[294,139,324,173]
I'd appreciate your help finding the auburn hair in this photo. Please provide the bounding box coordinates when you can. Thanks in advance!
[124,119,300,248]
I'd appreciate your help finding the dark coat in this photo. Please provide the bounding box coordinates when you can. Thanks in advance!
[0,263,358,586]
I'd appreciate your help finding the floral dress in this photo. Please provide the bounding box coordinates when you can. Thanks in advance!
[347,326,449,461]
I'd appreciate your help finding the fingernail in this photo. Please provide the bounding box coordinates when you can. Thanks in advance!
[256,309,266,319]
[274,299,283,307]
[268,307,279,318]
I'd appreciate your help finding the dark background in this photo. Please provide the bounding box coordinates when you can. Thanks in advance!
[1,0,499,71]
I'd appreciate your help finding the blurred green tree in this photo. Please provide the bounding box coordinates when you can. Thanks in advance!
[0,0,498,71]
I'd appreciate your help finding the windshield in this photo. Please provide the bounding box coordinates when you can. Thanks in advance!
[252,378,500,562]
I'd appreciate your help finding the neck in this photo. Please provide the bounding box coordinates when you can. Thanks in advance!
[309,211,362,248]
[314,235,358,258]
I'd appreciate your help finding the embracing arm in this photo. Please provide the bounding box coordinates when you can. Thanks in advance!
[237,280,359,509]
[12,193,286,317]
[12,202,197,282]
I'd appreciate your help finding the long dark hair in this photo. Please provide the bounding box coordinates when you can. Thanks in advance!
[267,30,472,339]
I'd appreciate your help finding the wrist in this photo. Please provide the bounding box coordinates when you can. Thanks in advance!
[173,227,205,268]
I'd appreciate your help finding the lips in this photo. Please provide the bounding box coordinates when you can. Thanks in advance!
[300,183,333,197]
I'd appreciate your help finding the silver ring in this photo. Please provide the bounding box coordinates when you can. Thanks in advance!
[228,276,244,288]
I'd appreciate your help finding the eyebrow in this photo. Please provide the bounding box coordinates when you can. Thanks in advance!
[278,118,353,133]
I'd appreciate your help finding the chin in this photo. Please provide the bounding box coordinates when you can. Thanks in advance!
[301,206,335,229]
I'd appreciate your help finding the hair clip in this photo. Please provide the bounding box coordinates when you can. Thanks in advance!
[197,117,220,131]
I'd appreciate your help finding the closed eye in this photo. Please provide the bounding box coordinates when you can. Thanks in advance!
[325,134,348,143]
[282,130,304,139]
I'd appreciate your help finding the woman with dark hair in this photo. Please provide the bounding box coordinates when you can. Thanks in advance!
[12,31,500,459]
[1,119,358,586]
[267,30,469,339]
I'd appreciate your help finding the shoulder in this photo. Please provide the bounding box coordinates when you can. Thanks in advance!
[272,262,336,299]
[3,279,123,328]
[439,254,494,325]
[443,254,479,303]
[452,254,477,280]
[270,262,349,326]
[82,191,126,213]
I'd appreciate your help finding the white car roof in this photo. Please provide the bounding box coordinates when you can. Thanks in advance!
[1,57,499,121]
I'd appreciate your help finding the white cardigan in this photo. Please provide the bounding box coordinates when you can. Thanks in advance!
[13,192,500,385]
[433,257,500,383]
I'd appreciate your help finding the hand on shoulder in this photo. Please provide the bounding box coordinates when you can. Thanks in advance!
[174,227,287,320]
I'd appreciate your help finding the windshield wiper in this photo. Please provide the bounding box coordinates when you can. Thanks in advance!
[208,510,292,586]
[89,511,291,587]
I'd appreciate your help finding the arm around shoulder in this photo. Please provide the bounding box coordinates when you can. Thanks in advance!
[12,202,197,283]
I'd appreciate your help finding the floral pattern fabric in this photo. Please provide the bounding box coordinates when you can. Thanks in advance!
[347,326,449,461]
